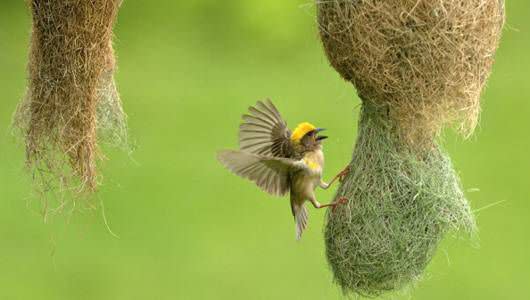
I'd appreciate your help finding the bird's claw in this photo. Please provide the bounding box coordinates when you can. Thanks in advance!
[338,166,350,183]
[331,197,349,213]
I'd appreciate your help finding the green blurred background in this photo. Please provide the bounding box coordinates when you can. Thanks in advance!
[0,1,529,299]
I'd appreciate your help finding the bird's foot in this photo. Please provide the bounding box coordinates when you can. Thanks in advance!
[338,166,350,183]
[331,197,349,213]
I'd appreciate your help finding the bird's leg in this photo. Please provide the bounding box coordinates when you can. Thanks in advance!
[320,165,351,190]
[308,196,349,211]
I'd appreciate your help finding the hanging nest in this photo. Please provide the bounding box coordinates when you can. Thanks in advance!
[325,103,475,297]
[12,0,127,211]
[317,0,505,145]
[316,0,504,296]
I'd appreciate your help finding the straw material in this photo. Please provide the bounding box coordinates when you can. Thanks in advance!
[317,0,504,145]
[13,0,126,207]
[325,103,475,297]
[316,0,504,296]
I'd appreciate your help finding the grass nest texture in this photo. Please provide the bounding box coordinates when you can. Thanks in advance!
[325,103,476,297]
[317,0,505,145]
[13,0,126,209]
[317,0,504,296]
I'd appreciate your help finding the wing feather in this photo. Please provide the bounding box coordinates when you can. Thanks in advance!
[242,114,274,128]
[238,99,293,158]
[257,100,280,120]
[248,107,277,125]
[217,150,302,196]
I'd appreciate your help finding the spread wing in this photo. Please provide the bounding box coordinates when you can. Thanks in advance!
[239,99,294,158]
[217,150,303,196]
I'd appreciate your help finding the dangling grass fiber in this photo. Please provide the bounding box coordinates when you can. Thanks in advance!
[325,103,476,297]
[12,0,126,214]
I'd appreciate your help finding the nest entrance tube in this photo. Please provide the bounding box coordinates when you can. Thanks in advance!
[13,0,127,212]
[325,103,475,296]
[316,0,504,296]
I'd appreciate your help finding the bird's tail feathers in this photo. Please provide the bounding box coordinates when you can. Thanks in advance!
[292,203,308,240]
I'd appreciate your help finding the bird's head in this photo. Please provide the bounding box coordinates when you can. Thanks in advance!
[291,122,327,152]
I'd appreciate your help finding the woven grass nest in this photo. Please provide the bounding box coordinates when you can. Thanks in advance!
[316,0,504,296]
[318,0,504,145]
[13,0,127,212]
[325,103,475,296]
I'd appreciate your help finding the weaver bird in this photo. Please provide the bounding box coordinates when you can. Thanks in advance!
[217,100,349,239]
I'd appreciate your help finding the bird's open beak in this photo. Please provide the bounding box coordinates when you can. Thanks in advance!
[316,128,328,141]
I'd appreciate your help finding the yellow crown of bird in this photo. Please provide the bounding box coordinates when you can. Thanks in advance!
[291,122,317,142]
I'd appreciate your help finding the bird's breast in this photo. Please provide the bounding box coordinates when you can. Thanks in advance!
[302,150,324,173]
[289,150,325,197]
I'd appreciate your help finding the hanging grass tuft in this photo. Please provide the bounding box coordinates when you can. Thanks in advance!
[12,0,127,214]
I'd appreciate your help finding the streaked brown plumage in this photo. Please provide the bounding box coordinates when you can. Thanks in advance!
[218,100,348,239]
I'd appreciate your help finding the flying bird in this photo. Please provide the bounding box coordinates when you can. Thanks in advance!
[217,99,349,239]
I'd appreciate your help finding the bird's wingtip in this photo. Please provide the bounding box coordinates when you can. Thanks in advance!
[216,149,231,163]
